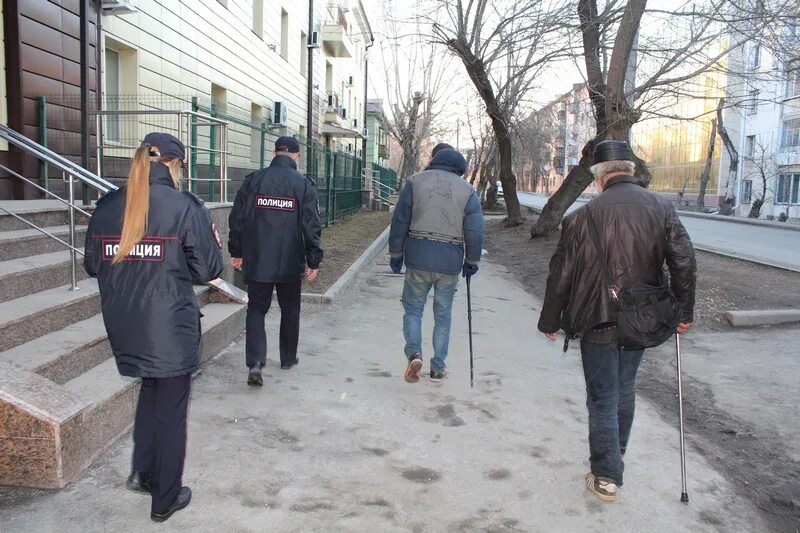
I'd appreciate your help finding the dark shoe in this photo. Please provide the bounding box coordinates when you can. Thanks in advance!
[247,367,263,387]
[404,354,423,383]
[280,359,299,370]
[151,486,192,522]
[586,473,617,502]
[125,471,151,494]
[429,369,447,382]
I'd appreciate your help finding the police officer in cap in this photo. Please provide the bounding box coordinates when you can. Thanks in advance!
[229,136,323,386]
[84,132,223,522]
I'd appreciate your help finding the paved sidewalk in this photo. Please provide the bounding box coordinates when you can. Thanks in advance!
[0,252,764,532]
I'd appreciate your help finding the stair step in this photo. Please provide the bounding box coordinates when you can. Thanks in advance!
[59,302,245,480]
[0,285,214,384]
[0,278,100,353]
[0,204,91,231]
[0,251,88,303]
[0,225,88,261]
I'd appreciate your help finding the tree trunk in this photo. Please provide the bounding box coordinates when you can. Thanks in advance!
[748,198,764,218]
[530,0,648,237]
[697,117,718,208]
[716,98,738,216]
[448,39,523,226]
[398,95,424,187]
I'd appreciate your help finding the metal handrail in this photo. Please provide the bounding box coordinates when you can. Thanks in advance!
[0,125,104,290]
[91,109,230,201]
[0,163,91,218]
[0,124,115,194]
[0,207,84,256]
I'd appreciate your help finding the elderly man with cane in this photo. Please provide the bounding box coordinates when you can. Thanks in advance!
[538,140,697,503]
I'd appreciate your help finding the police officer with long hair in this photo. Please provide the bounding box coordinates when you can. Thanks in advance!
[84,133,223,522]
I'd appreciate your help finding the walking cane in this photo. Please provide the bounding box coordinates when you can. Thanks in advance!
[466,276,474,388]
[676,333,689,503]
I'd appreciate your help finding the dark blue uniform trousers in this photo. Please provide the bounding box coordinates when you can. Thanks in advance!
[246,280,302,368]
[132,374,191,514]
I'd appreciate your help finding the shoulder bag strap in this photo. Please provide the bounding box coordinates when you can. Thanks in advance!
[585,206,619,303]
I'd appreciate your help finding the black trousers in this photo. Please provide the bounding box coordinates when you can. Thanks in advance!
[246,280,302,368]
[132,374,191,514]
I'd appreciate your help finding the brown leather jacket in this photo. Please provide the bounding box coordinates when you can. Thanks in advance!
[537,175,697,337]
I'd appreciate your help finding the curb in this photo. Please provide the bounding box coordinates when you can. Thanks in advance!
[676,210,800,232]
[723,309,800,327]
[302,225,390,305]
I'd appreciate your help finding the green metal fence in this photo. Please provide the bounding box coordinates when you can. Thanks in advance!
[37,93,365,224]
[372,163,398,199]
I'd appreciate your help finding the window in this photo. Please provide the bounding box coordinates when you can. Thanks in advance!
[280,10,289,61]
[745,135,756,158]
[300,32,307,76]
[781,119,800,148]
[786,63,800,98]
[105,48,121,142]
[747,89,759,114]
[750,43,761,69]
[776,174,800,204]
[211,84,227,115]
[742,180,753,203]
[253,0,264,38]
[251,104,265,163]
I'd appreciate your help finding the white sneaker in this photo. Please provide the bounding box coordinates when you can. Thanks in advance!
[586,472,617,502]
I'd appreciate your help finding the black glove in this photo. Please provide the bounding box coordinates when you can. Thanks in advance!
[390,256,404,274]
[462,261,479,278]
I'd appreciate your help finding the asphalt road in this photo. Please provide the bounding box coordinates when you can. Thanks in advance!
[517,192,800,272]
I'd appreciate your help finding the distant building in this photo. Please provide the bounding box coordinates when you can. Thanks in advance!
[365,99,390,168]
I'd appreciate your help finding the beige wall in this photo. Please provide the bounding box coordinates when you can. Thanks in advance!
[100,0,370,168]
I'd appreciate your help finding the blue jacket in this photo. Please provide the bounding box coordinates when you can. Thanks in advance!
[389,151,483,275]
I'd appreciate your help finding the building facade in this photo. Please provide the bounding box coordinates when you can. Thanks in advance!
[0,0,373,199]
[365,98,389,168]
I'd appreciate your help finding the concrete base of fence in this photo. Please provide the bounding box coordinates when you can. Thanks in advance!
[302,225,391,305]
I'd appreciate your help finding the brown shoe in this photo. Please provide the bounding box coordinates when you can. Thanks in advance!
[586,473,617,502]
[404,356,423,383]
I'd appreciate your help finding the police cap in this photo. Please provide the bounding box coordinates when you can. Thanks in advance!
[142,132,185,161]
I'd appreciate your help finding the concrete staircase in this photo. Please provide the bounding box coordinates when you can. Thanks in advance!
[0,204,245,488]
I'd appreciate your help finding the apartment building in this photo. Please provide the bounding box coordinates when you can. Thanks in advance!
[0,0,373,199]
[365,98,389,168]
[719,37,800,220]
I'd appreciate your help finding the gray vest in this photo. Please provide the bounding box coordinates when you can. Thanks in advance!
[407,169,473,245]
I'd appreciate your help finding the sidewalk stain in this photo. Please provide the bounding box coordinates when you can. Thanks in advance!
[401,467,442,483]
[486,468,511,480]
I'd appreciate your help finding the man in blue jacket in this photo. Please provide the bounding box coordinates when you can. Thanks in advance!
[389,148,484,382]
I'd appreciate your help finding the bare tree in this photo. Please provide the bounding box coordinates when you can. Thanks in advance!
[531,0,795,237]
[697,114,718,208]
[378,12,450,186]
[715,97,740,215]
[747,140,777,218]
[425,0,573,226]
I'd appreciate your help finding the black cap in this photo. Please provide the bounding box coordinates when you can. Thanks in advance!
[141,132,185,161]
[275,136,301,153]
[432,143,454,158]
[593,140,633,163]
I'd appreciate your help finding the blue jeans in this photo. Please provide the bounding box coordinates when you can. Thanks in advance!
[402,268,459,371]
[580,339,644,486]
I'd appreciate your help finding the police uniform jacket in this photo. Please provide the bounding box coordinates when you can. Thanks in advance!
[84,162,224,378]
[228,155,323,283]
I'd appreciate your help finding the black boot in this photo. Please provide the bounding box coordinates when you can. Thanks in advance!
[125,471,152,494]
[280,359,299,370]
[151,486,192,522]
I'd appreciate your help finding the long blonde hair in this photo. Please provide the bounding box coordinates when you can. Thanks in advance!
[113,147,182,264]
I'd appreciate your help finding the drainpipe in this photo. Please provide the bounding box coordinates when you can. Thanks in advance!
[306,0,315,143]
[360,2,374,165]
[80,0,91,204]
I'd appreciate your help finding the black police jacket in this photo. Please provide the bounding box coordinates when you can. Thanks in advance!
[537,175,697,337]
[84,163,224,378]
[228,155,323,283]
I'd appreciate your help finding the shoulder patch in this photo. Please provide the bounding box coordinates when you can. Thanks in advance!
[182,190,205,206]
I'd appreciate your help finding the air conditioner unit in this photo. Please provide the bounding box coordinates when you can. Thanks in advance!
[346,75,355,87]
[327,93,338,107]
[352,118,358,129]
[341,107,347,119]
[362,127,369,138]
[308,31,320,49]
[100,0,137,14]
[347,143,353,152]
[273,102,288,126]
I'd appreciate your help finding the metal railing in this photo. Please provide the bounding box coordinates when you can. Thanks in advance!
[0,124,116,290]
[92,109,230,202]
[363,169,397,209]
